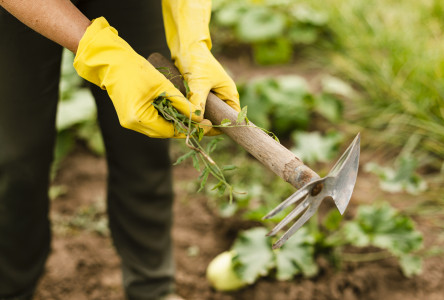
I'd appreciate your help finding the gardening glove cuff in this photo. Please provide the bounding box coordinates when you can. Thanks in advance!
[73,17,204,138]
[162,0,241,119]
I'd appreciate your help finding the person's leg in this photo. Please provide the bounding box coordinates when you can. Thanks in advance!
[77,1,175,299]
[0,7,63,300]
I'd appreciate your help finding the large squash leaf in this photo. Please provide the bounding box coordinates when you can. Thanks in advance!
[275,227,318,280]
[232,227,275,284]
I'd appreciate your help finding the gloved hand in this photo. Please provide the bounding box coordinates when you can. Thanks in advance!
[162,0,241,135]
[73,17,206,138]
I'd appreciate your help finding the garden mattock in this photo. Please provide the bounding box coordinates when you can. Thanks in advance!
[148,53,361,249]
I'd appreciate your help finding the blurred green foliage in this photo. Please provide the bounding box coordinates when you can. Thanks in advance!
[365,155,427,195]
[342,203,424,276]
[291,131,344,165]
[238,75,345,136]
[308,0,444,161]
[53,50,104,175]
[211,0,329,64]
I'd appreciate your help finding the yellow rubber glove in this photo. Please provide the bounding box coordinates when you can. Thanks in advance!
[73,17,205,138]
[162,0,241,134]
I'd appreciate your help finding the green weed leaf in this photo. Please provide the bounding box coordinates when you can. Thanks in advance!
[321,76,356,99]
[291,131,343,165]
[232,227,275,284]
[221,118,232,126]
[214,2,247,27]
[173,151,195,165]
[288,25,318,44]
[206,137,224,154]
[275,227,318,280]
[399,254,423,277]
[343,203,423,257]
[56,88,96,131]
[236,7,286,42]
[77,121,105,156]
[314,94,343,123]
[222,165,237,171]
[323,209,343,231]
[183,80,191,95]
[365,156,427,195]
[253,38,293,65]
[290,5,328,26]
[198,169,210,192]
[236,106,249,125]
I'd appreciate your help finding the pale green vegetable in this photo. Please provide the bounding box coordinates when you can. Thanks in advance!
[206,251,248,291]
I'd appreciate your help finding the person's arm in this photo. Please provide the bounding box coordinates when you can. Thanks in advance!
[0,0,207,138]
[0,0,90,53]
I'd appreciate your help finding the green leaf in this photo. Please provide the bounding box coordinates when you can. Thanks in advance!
[287,25,319,44]
[183,80,191,95]
[275,227,318,280]
[314,94,344,123]
[197,127,205,141]
[321,76,356,99]
[364,156,427,195]
[173,151,195,165]
[258,75,311,133]
[77,121,105,156]
[236,7,286,43]
[59,49,83,101]
[342,221,371,247]
[52,130,76,178]
[232,227,275,284]
[275,75,310,97]
[237,80,272,129]
[323,209,343,231]
[291,131,344,165]
[221,118,232,126]
[239,76,310,119]
[399,255,423,277]
[218,202,238,218]
[214,2,248,27]
[222,165,237,171]
[213,181,227,196]
[206,137,224,154]
[343,203,423,257]
[192,154,201,171]
[290,5,328,26]
[56,88,96,131]
[236,106,249,125]
[252,38,293,65]
[197,168,210,192]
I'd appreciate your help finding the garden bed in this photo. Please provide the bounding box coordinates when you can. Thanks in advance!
[33,143,444,300]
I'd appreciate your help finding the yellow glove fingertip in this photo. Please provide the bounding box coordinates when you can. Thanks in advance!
[212,89,241,112]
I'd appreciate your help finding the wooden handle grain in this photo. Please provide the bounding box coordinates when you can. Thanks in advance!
[148,53,320,189]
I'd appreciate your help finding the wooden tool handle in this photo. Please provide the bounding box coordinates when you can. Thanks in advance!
[148,53,320,189]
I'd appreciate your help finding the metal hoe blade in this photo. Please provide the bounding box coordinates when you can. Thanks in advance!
[263,133,361,249]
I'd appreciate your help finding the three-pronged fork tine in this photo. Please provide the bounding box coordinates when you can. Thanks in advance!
[271,199,322,249]
[262,180,319,220]
[263,133,361,249]
[265,195,311,236]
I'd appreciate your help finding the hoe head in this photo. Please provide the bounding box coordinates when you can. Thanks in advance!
[263,133,361,249]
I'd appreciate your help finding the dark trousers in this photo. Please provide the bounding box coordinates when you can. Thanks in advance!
[0,1,175,299]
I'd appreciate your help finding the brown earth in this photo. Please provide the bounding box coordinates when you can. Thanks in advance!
[33,143,444,300]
